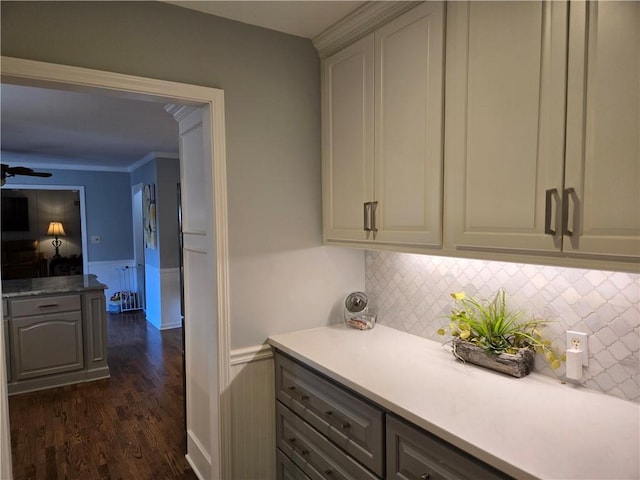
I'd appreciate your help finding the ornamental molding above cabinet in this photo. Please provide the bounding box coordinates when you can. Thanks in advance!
[312,1,421,58]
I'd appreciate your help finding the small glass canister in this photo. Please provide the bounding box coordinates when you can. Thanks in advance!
[344,292,376,330]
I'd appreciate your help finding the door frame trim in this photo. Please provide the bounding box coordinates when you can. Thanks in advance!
[0,56,232,479]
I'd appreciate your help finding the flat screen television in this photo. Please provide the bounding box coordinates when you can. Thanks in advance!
[1,196,29,232]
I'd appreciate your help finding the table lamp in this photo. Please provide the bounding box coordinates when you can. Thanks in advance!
[47,221,66,259]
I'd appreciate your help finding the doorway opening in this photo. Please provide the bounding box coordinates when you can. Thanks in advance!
[0,57,231,480]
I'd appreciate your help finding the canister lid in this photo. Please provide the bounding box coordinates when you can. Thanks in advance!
[345,291,368,314]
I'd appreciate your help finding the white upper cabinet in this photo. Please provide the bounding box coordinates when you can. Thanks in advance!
[322,2,445,248]
[564,1,640,259]
[322,34,375,243]
[444,1,568,253]
[445,0,640,262]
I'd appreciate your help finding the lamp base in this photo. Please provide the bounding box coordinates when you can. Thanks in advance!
[52,237,62,259]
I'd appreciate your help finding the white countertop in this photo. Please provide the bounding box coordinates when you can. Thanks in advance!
[268,324,640,480]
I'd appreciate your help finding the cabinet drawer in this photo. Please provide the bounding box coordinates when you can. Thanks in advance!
[386,415,511,480]
[11,312,84,380]
[275,353,384,476]
[11,294,81,317]
[277,449,311,480]
[277,402,378,480]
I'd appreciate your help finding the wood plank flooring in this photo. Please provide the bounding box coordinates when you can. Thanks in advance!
[9,311,199,480]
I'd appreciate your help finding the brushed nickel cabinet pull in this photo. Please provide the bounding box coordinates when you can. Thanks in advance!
[363,202,371,232]
[562,187,576,236]
[370,201,378,232]
[544,188,558,235]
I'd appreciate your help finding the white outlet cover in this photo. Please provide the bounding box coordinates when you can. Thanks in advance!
[566,330,588,366]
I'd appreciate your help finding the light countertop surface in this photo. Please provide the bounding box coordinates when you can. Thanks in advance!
[2,274,107,298]
[268,324,639,480]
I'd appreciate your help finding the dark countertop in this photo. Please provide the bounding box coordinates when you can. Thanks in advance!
[2,275,107,298]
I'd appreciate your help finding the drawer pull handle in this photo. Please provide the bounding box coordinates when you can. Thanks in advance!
[325,468,346,480]
[287,386,309,401]
[288,437,309,456]
[324,410,351,430]
[38,303,59,308]
[420,474,431,480]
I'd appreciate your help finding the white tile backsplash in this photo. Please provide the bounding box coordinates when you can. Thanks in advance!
[365,250,640,403]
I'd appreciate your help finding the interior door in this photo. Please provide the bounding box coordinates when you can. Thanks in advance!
[170,104,220,479]
[131,185,146,309]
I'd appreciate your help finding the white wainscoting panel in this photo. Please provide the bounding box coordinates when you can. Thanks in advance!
[87,259,135,302]
[160,267,182,330]
[230,345,276,480]
[144,264,182,330]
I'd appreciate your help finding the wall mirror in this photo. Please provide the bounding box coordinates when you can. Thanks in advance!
[1,186,87,279]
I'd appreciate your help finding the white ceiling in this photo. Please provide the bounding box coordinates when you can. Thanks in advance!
[0,1,365,172]
[166,1,365,39]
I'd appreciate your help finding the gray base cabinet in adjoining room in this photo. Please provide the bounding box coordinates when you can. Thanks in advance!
[274,351,511,480]
[10,294,84,381]
[3,275,110,395]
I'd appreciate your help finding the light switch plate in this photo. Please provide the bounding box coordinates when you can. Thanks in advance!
[566,331,588,366]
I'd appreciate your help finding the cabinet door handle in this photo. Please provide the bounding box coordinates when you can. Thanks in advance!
[287,385,309,402]
[562,187,576,236]
[544,188,558,236]
[38,303,59,308]
[363,202,371,232]
[370,201,378,233]
[420,474,431,480]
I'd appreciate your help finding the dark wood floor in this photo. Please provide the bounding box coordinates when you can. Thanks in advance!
[9,310,199,480]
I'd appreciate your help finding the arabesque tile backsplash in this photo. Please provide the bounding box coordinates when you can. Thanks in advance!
[365,251,640,403]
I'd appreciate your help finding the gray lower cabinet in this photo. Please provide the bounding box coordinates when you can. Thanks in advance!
[10,294,83,380]
[12,311,84,380]
[6,289,109,394]
[386,415,511,480]
[274,351,512,480]
[3,298,10,383]
[275,352,384,479]
[277,449,311,480]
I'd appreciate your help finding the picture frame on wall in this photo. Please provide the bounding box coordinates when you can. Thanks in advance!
[143,184,156,249]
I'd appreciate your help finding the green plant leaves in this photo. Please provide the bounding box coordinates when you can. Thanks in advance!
[441,289,562,370]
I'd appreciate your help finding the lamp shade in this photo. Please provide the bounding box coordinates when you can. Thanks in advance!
[47,222,66,236]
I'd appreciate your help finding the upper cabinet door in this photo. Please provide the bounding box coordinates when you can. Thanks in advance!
[445,1,568,253]
[373,2,445,248]
[322,34,375,244]
[564,1,640,259]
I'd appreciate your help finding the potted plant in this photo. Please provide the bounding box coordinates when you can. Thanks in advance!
[437,290,562,378]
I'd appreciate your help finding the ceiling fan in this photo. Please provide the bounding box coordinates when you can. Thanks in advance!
[1,164,52,187]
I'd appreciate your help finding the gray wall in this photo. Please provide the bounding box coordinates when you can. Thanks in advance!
[130,155,180,269]
[1,1,365,349]
[3,167,133,262]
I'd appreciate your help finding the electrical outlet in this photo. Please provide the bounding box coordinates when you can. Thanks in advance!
[91,235,101,244]
[566,331,588,366]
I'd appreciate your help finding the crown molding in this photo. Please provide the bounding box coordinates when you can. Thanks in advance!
[127,151,179,172]
[165,103,199,122]
[312,1,422,58]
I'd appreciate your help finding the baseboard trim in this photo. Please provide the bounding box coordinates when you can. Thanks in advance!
[230,344,273,366]
[186,430,211,480]
[160,320,182,330]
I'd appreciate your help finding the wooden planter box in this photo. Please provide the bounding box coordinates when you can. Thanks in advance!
[452,339,535,378]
